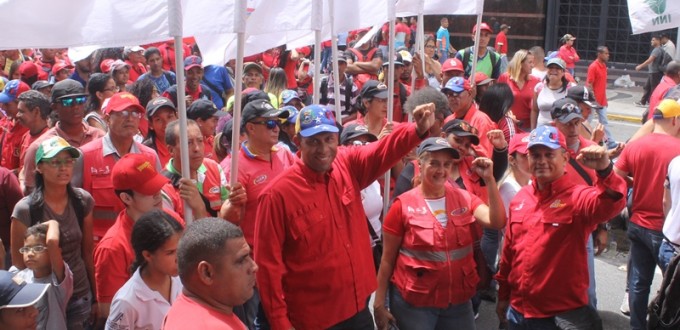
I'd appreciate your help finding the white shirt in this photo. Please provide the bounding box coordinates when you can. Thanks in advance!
[425,197,448,228]
[664,156,680,245]
[535,82,570,127]
[663,40,676,59]
[361,180,383,247]
[106,269,183,330]
[499,176,523,217]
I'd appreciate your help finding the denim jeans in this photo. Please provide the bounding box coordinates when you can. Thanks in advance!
[327,307,374,330]
[390,288,475,330]
[627,222,665,330]
[507,306,559,330]
[586,234,597,309]
[658,240,678,274]
[320,46,332,74]
[589,107,616,148]
[481,228,501,273]
[438,50,448,64]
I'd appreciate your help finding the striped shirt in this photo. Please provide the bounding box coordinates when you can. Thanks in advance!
[320,74,359,119]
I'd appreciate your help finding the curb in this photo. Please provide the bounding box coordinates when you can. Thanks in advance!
[608,114,640,124]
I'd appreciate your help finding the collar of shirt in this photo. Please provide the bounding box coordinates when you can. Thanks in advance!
[166,158,206,176]
[55,122,99,146]
[241,141,279,160]
[130,268,180,303]
[531,173,571,201]
[461,102,479,121]
[102,133,140,158]
[296,156,332,184]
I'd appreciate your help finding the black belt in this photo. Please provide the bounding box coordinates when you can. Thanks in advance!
[663,238,680,254]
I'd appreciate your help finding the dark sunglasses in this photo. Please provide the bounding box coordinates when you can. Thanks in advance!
[251,119,278,129]
[57,96,88,107]
[553,103,581,119]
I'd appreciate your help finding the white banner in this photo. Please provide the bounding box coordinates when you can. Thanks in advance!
[628,0,680,34]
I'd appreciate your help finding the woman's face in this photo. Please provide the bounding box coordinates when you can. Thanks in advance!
[521,55,534,75]
[145,232,181,277]
[366,97,387,118]
[546,64,564,83]
[425,41,436,57]
[419,150,455,189]
[150,107,178,139]
[511,152,531,177]
[36,150,76,186]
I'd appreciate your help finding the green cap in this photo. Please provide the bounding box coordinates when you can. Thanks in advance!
[35,136,81,165]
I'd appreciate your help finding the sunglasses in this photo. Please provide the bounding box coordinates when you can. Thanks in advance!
[58,96,88,107]
[444,90,466,98]
[251,119,278,129]
[553,103,581,119]
[42,157,76,168]
[19,245,48,254]
[111,110,143,119]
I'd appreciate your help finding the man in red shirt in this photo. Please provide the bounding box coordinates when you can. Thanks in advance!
[162,55,213,108]
[614,99,680,330]
[163,218,256,330]
[123,46,147,82]
[94,153,173,326]
[255,103,435,330]
[646,61,680,122]
[0,80,30,174]
[495,24,510,56]
[16,90,50,175]
[496,125,626,329]
[443,77,497,157]
[586,46,618,148]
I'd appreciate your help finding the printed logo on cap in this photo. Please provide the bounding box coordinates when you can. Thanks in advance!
[136,161,153,173]
[435,138,449,146]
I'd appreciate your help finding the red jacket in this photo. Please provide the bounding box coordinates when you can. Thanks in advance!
[386,184,483,308]
[255,123,424,330]
[496,171,626,318]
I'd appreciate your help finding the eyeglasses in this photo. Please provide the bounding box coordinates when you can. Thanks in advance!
[351,140,370,146]
[58,96,88,107]
[111,110,143,119]
[19,245,48,254]
[42,157,76,168]
[444,91,466,98]
[250,119,278,129]
[425,45,436,49]
[102,87,119,93]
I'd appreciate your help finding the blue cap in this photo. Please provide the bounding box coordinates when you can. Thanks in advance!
[441,76,471,93]
[295,105,339,137]
[528,125,566,150]
[280,105,299,124]
[281,89,301,105]
[0,80,30,104]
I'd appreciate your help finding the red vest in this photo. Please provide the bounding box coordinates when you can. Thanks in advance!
[81,139,159,241]
[347,47,378,90]
[391,185,479,308]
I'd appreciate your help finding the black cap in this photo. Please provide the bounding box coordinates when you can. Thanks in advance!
[382,53,404,67]
[442,119,480,145]
[241,100,290,128]
[243,62,263,74]
[340,124,378,145]
[360,80,389,99]
[31,80,54,91]
[566,86,601,109]
[416,137,460,159]
[187,99,226,120]
[50,79,86,103]
[551,98,583,123]
[146,97,177,119]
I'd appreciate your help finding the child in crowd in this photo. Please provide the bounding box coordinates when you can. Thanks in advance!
[11,221,73,330]
[105,209,183,330]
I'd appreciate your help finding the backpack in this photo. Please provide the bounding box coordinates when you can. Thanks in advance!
[648,251,680,329]
[462,46,500,78]
[347,48,379,90]
[320,75,354,114]
[657,48,674,73]
[163,71,177,86]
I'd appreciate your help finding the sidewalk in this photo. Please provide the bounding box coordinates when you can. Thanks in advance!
[604,84,646,124]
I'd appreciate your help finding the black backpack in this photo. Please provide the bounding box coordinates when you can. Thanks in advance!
[29,188,86,229]
[648,251,680,329]
[657,49,674,74]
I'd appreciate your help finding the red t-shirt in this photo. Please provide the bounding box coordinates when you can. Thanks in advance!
[586,60,608,107]
[126,61,147,82]
[497,73,540,131]
[1,120,29,171]
[162,292,247,330]
[648,76,677,120]
[615,133,680,231]
[495,31,508,54]
[19,126,48,173]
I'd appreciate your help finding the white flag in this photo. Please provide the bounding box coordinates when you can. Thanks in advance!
[628,0,680,34]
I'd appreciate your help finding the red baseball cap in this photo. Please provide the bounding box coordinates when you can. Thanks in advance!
[19,62,39,78]
[51,62,74,76]
[112,153,168,196]
[442,58,464,73]
[472,22,493,34]
[474,72,493,85]
[508,133,530,155]
[103,92,145,115]
[100,59,114,73]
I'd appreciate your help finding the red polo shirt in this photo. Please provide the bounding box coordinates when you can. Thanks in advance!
[495,31,508,54]
[162,292,247,330]
[586,60,608,107]
[648,76,678,120]
[1,120,28,171]
[19,126,48,173]
[497,171,626,318]
[497,73,540,131]
[125,60,147,82]
[223,143,295,247]
[255,123,424,330]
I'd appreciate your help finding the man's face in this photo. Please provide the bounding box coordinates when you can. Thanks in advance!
[476,31,491,48]
[55,69,71,82]
[445,133,473,159]
[186,67,204,89]
[0,305,39,330]
[528,145,568,184]
[598,49,610,62]
[16,101,41,128]
[40,48,56,61]
[170,124,204,171]
[106,107,142,140]
[297,132,339,173]
[211,237,258,307]
[400,62,412,81]
[113,67,130,85]
[652,37,660,47]
[196,116,218,137]
[1,100,19,118]
[53,97,86,126]
[147,53,163,72]
[243,68,263,89]
[444,89,472,117]
[246,117,280,148]
[125,190,163,214]
[553,118,582,147]
[441,18,449,28]
[384,65,403,83]
[337,61,347,77]
[128,51,145,65]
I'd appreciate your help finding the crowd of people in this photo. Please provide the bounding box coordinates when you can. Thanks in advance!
[0,18,679,330]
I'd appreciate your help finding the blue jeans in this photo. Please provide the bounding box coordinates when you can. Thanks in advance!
[588,107,616,148]
[658,240,678,273]
[627,222,664,330]
[321,46,332,74]
[481,228,500,273]
[390,288,475,330]
[507,307,559,330]
[586,234,597,309]
[438,50,448,64]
